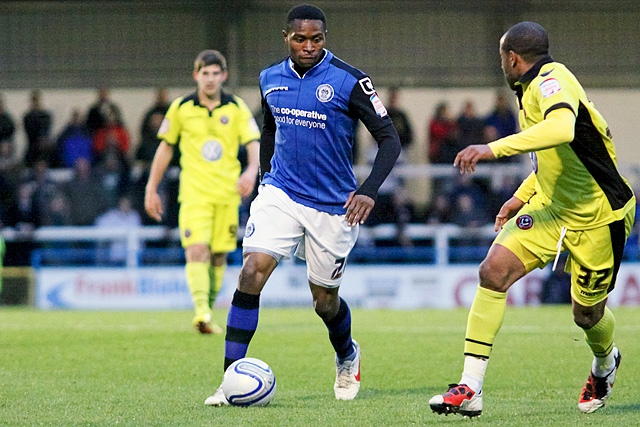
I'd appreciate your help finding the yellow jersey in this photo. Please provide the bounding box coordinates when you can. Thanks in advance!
[158,91,260,204]
[489,57,635,230]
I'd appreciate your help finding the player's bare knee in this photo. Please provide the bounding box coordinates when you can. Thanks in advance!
[313,300,332,320]
[312,292,339,320]
[572,305,602,330]
[573,313,598,330]
[185,244,209,263]
[478,258,510,292]
[237,259,270,294]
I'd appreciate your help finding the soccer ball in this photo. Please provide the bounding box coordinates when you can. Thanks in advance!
[221,357,276,407]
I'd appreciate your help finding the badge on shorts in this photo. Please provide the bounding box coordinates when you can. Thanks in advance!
[516,214,533,230]
[245,222,255,238]
[185,229,191,238]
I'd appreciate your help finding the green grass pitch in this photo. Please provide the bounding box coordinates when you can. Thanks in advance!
[1,306,640,426]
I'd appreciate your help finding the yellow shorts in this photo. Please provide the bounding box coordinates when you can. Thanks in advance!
[178,201,239,253]
[495,196,634,307]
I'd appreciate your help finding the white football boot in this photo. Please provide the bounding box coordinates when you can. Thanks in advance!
[334,340,361,400]
[204,386,228,406]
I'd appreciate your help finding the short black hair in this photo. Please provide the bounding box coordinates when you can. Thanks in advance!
[285,4,326,32]
[502,21,549,63]
[194,49,227,72]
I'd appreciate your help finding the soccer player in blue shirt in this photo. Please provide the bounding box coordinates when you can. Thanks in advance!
[205,4,401,405]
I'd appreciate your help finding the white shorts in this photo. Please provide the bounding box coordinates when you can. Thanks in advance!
[243,184,359,288]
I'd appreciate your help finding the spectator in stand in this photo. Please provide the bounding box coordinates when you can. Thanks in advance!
[27,159,60,228]
[386,86,414,149]
[23,89,54,168]
[92,104,130,164]
[427,101,458,164]
[86,85,123,137]
[94,194,142,265]
[0,94,16,146]
[63,158,102,226]
[484,90,518,139]
[0,195,6,227]
[450,193,488,228]
[136,87,172,167]
[56,109,93,168]
[6,181,38,231]
[447,173,492,224]
[364,145,415,248]
[457,99,485,149]
[484,90,519,163]
[95,148,131,213]
[424,193,453,225]
[489,174,520,216]
[0,140,23,209]
[540,253,571,304]
[42,191,72,227]
[131,88,176,223]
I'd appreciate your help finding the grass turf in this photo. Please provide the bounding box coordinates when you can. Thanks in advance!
[1,306,639,426]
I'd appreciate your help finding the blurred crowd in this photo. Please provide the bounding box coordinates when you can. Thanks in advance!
[365,88,523,248]
[0,87,177,234]
[1,86,638,267]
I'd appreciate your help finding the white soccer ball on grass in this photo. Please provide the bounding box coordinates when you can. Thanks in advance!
[221,357,276,407]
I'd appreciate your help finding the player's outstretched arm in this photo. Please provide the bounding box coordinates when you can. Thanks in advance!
[453,144,496,174]
[144,141,174,222]
[237,140,260,198]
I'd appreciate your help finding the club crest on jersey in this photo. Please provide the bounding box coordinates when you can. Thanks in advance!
[539,78,561,98]
[220,115,229,125]
[316,84,334,102]
[516,214,534,230]
[201,140,223,161]
[245,222,255,238]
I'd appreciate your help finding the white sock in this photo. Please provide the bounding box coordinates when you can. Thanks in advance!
[460,356,488,393]
[593,352,615,377]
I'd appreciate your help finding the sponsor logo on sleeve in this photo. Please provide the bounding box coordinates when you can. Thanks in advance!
[358,77,375,95]
[316,84,334,102]
[370,93,388,117]
[539,78,561,98]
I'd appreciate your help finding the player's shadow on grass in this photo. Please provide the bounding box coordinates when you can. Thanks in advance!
[282,386,443,405]
[357,386,440,399]
[605,403,640,413]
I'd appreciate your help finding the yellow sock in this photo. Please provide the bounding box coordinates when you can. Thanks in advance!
[185,262,210,319]
[464,285,507,359]
[208,264,226,309]
[584,306,615,358]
